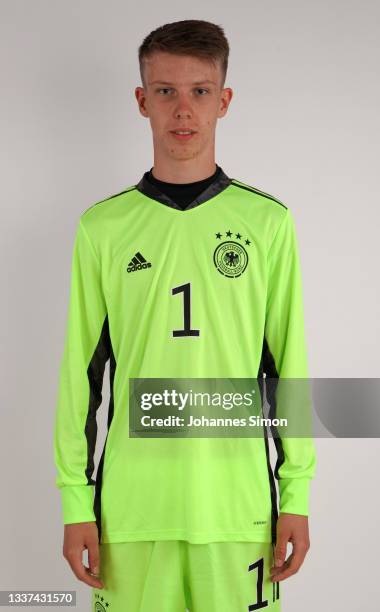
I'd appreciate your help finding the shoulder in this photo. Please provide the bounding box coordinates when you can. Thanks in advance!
[231,178,288,209]
[230,176,290,218]
[229,177,292,244]
[78,183,137,230]
[230,178,288,211]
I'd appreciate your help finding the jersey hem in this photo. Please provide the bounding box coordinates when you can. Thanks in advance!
[100,529,272,544]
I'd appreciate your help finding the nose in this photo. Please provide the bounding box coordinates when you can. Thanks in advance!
[176,110,191,118]
[173,92,193,119]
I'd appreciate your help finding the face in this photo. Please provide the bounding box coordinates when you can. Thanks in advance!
[135,51,233,164]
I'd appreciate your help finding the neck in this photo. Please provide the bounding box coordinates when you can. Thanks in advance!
[151,158,217,184]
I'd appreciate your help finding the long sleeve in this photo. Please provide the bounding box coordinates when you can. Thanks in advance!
[53,217,110,524]
[263,207,316,516]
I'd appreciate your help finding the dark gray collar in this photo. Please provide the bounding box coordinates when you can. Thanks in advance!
[135,165,233,211]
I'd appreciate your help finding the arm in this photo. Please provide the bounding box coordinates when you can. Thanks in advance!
[262,207,317,581]
[53,217,109,588]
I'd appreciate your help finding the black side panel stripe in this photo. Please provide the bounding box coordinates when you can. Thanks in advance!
[84,314,111,485]
[258,338,278,545]
[262,336,285,480]
[258,335,287,544]
[262,414,279,544]
[94,335,116,542]
[231,180,288,209]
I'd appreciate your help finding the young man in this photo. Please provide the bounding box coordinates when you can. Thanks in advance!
[54,19,316,612]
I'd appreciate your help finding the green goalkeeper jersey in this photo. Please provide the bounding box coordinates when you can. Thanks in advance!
[53,165,316,545]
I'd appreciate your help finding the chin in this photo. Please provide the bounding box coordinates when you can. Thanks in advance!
[167,145,201,160]
[172,152,199,162]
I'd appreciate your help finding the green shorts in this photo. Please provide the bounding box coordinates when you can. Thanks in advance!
[92,540,280,611]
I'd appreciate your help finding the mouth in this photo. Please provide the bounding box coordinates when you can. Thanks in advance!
[169,129,197,141]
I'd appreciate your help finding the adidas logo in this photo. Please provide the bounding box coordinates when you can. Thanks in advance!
[127,251,152,273]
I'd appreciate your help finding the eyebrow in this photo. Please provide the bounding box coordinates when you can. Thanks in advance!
[148,80,216,86]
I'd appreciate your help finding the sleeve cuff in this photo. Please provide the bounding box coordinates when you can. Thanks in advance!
[278,477,310,516]
[60,485,96,524]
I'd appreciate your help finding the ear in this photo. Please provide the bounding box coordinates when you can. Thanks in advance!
[135,87,149,117]
[218,88,233,118]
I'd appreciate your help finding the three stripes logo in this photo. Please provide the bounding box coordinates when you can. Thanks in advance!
[127,251,152,273]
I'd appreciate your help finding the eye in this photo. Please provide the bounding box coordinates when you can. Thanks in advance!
[156,87,209,96]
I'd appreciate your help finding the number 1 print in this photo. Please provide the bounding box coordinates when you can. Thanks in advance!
[248,557,269,610]
[171,282,200,337]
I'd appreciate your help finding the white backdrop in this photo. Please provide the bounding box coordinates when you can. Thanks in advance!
[1,1,379,610]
